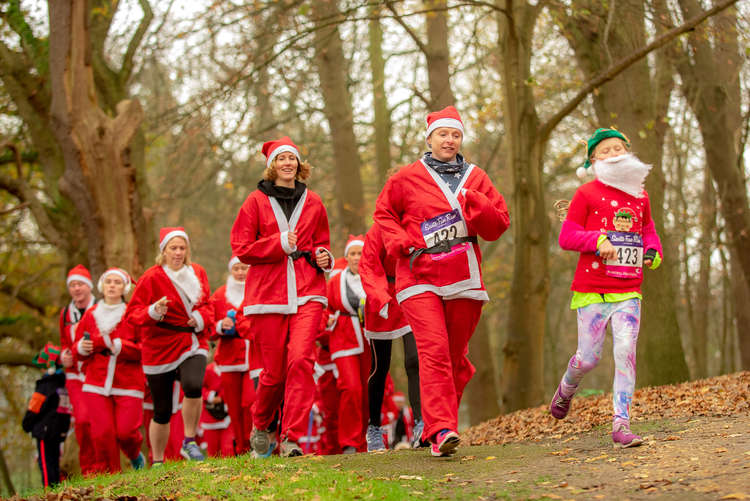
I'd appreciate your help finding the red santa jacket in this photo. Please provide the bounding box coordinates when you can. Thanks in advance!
[373,160,510,303]
[359,224,411,340]
[230,187,333,315]
[58,296,96,382]
[126,263,212,375]
[325,268,365,361]
[200,363,231,430]
[210,284,250,373]
[74,303,145,398]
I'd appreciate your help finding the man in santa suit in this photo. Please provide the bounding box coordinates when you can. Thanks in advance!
[58,264,97,474]
[373,106,510,457]
[230,136,334,458]
[210,256,253,455]
[326,235,369,453]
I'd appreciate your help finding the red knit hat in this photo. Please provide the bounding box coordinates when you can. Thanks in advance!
[32,343,61,369]
[97,267,133,295]
[159,226,189,252]
[66,264,93,289]
[261,136,300,169]
[344,234,365,256]
[425,105,464,139]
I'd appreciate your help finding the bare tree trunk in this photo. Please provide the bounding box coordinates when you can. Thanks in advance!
[0,447,14,497]
[47,0,148,276]
[311,0,366,236]
[497,1,549,411]
[423,0,457,108]
[674,1,750,295]
[368,5,393,187]
[465,315,501,424]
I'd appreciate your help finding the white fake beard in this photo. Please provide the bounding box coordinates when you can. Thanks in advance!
[164,265,202,305]
[592,153,652,198]
[225,276,245,309]
[93,302,126,336]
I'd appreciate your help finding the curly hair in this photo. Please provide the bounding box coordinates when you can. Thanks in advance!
[262,157,312,182]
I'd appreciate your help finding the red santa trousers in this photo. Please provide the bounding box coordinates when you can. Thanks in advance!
[220,371,253,454]
[66,378,97,475]
[202,427,234,457]
[333,346,370,451]
[84,393,142,473]
[315,371,340,455]
[252,302,323,442]
[399,294,482,442]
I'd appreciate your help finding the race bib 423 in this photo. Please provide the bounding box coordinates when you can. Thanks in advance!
[604,231,643,279]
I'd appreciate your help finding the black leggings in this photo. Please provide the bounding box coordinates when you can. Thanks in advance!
[368,332,421,426]
[147,355,206,424]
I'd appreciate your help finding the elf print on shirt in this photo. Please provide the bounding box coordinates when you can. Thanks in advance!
[605,207,643,279]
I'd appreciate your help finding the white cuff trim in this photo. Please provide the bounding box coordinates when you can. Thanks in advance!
[280,231,297,254]
[379,303,389,319]
[191,311,205,332]
[215,320,223,335]
[111,338,122,356]
[207,390,216,403]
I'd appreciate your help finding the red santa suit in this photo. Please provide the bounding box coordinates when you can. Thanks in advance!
[199,363,234,457]
[230,137,334,444]
[373,107,510,443]
[58,265,96,475]
[74,288,144,473]
[126,262,212,376]
[143,382,184,462]
[326,255,369,452]
[210,272,253,455]
[314,326,340,455]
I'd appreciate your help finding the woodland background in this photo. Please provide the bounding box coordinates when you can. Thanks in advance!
[0,0,748,494]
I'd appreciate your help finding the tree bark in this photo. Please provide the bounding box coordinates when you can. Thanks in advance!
[311,0,366,236]
[424,0,457,108]
[465,315,501,424]
[368,5,393,187]
[47,0,149,276]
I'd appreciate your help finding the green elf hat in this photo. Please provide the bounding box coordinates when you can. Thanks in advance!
[32,343,62,369]
[576,127,631,178]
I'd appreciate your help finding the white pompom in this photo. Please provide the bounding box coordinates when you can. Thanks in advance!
[576,166,588,179]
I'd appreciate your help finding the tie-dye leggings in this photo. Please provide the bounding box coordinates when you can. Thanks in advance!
[557,298,640,430]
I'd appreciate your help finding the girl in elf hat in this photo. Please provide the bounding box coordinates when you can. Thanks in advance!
[230,136,334,458]
[74,268,146,472]
[22,343,71,488]
[126,227,214,464]
[549,128,663,448]
[373,106,510,457]
[208,256,254,455]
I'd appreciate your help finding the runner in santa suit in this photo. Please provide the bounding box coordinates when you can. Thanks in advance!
[359,223,423,451]
[209,256,253,454]
[58,265,96,475]
[373,106,510,457]
[126,227,213,464]
[326,235,369,453]
[198,362,234,457]
[230,136,333,458]
[74,268,145,473]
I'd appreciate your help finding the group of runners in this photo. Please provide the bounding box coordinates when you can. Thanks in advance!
[23,105,662,488]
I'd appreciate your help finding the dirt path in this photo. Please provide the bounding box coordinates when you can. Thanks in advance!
[337,414,750,500]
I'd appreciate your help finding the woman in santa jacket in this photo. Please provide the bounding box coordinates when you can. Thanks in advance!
[209,256,252,454]
[325,235,369,453]
[74,268,145,473]
[126,227,213,464]
[230,136,333,458]
[373,106,510,457]
[359,223,423,451]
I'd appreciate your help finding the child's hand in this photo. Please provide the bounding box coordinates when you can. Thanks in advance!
[61,349,73,368]
[598,239,617,261]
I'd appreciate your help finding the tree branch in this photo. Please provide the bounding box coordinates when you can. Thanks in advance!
[0,349,37,368]
[119,0,153,84]
[385,1,429,55]
[539,0,740,140]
